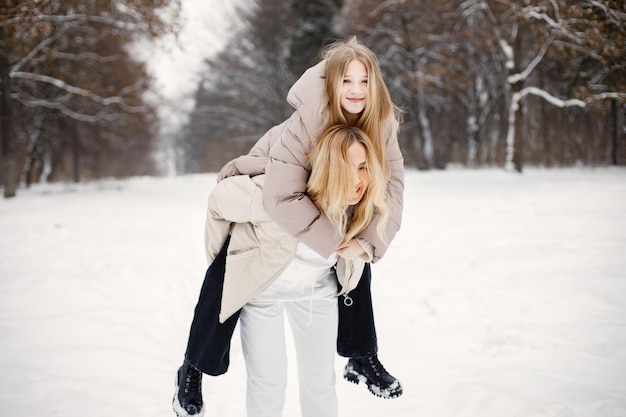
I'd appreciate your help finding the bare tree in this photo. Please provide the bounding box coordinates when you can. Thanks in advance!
[184,0,294,173]
[0,0,180,197]
[338,0,450,168]
[336,0,625,170]
[461,0,626,172]
[338,0,509,169]
[180,0,624,172]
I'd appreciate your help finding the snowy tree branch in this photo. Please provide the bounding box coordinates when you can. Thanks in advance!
[590,92,626,102]
[52,51,119,65]
[507,33,555,85]
[525,9,558,29]
[4,12,140,31]
[513,87,586,111]
[513,88,625,110]
[13,94,116,123]
[10,72,148,113]
[11,25,72,74]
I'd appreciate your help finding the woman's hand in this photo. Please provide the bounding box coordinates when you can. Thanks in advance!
[336,238,365,259]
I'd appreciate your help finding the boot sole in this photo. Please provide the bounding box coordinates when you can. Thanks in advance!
[343,363,403,399]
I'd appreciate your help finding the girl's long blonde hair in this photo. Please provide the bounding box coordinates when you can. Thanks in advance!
[307,125,388,244]
[321,36,400,180]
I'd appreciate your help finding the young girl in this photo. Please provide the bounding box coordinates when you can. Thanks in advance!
[174,37,404,417]
[185,126,388,417]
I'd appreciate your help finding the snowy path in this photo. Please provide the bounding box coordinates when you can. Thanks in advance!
[1,169,625,417]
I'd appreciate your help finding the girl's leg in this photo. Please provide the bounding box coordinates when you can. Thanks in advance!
[174,237,239,417]
[239,300,288,417]
[287,297,338,417]
[338,263,403,399]
[337,263,377,357]
[184,236,239,375]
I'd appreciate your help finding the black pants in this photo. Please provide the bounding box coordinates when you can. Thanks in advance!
[184,237,378,375]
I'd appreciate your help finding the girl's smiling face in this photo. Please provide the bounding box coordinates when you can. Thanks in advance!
[340,59,368,116]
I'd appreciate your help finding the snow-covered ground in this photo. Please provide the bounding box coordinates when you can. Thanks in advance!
[1,168,625,417]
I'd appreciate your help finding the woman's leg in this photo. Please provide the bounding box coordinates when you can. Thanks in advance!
[239,300,288,417]
[287,296,338,417]
[338,263,403,399]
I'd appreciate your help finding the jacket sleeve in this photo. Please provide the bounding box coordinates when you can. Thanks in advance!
[263,113,343,259]
[356,119,405,262]
[204,176,258,263]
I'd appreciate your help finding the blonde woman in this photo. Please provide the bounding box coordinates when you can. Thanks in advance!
[198,126,387,417]
[175,37,404,417]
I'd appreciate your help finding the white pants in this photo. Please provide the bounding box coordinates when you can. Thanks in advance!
[240,243,338,417]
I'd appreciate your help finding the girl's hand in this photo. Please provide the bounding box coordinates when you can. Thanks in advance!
[336,238,365,259]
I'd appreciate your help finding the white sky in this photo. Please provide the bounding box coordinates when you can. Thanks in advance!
[135,0,246,171]
[142,0,243,102]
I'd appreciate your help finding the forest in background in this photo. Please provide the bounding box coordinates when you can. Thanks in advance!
[1,0,625,199]
[183,0,626,174]
[0,0,181,198]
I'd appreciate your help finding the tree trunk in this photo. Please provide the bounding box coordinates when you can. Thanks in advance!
[504,86,525,173]
[416,87,435,169]
[466,98,479,167]
[504,20,524,173]
[504,93,518,172]
[539,70,552,167]
[512,93,524,172]
[402,108,420,168]
[23,113,46,187]
[1,26,17,198]
[72,125,80,183]
[466,121,478,167]
[608,99,619,166]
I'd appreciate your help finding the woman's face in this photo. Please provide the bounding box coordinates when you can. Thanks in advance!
[340,59,368,116]
[347,141,370,205]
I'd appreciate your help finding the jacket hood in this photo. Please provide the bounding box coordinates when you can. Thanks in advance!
[287,60,327,109]
[287,60,328,140]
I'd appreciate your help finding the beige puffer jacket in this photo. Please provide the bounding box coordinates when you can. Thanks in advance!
[205,174,365,323]
[218,60,404,263]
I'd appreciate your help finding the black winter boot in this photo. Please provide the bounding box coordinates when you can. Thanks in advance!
[343,355,403,399]
[173,361,204,417]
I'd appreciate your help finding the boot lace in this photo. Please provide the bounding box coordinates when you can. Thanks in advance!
[367,356,386,377]
[184,366,202,396]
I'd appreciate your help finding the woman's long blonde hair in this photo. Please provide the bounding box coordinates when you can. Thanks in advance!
[321,36,400,180]
[307,125,388,244]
